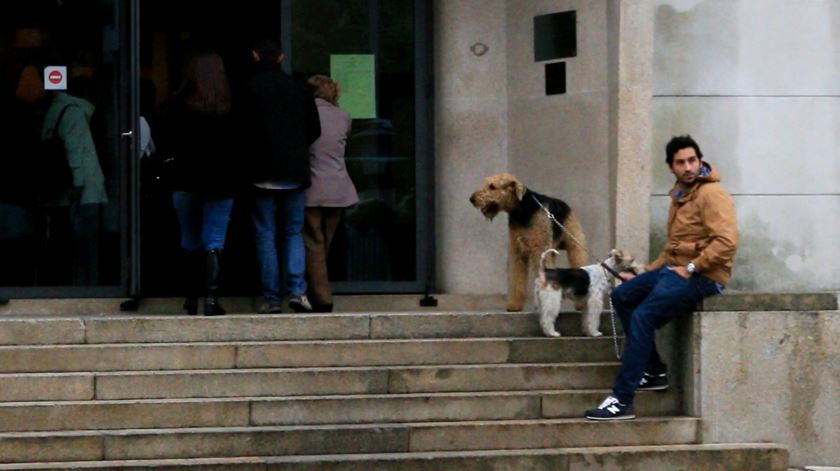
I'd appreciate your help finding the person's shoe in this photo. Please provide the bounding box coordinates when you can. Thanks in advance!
[183,297,199,315]
[638,371,669,391]
[289,295,312,313]
[204,295,226,316]
[584,396,635,421]
[257,302,284,314]
[312,303,334,313]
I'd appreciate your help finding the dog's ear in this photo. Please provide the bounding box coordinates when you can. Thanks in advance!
[514,181,526,201]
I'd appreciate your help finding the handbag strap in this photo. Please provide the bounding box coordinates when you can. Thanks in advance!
[46,104,76,139]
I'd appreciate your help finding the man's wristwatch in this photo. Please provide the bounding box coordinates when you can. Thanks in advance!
[686,262,696,274]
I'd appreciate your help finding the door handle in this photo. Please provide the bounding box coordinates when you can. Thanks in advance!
[121,130,134,137]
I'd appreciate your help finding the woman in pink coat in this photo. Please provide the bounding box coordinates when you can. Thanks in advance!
[303,75,359,312]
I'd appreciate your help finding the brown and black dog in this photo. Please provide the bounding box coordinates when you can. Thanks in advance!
[470,173,587,312]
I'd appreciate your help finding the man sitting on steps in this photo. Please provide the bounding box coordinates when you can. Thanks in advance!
[585,134,739,421]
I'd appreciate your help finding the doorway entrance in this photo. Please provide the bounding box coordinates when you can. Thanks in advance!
[138,0,433,298]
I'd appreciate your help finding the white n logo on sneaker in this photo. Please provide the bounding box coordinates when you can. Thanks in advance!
[607,405,620,414]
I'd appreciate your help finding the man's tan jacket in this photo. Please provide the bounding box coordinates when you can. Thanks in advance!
[647,162,739,285]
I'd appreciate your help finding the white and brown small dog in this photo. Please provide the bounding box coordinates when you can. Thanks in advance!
[535,249,644,337]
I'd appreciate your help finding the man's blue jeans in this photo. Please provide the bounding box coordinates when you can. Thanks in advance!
[610,267,721,405]
[172,192,234,251]
[250,189,306,303]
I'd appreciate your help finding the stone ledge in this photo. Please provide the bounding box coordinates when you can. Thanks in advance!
[701,293,838,312]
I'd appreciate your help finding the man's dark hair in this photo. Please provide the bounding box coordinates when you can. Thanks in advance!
[253,36,283,63]
[665,134,703,166]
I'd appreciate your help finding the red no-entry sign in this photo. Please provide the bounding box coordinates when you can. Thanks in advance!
[48,70,63,84]
[44,66,67,90]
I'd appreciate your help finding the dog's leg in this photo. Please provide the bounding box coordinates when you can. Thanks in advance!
[583,294,604,337]
[538,288,562,337]
[507,248,528,312]
[561,213,588,269]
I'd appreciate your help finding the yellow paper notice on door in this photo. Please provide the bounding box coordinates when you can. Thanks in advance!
[330,54,376,120]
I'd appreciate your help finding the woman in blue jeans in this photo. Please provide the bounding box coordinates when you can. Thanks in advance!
[163,50,237,316]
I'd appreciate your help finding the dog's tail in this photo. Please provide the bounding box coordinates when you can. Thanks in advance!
[539,249,563,271]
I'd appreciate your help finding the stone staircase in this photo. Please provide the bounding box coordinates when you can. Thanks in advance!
[0,310,788,470]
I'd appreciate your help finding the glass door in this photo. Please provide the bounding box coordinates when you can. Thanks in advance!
[287,0,433,293]
[135,0,433,297]
[0,0,137,298]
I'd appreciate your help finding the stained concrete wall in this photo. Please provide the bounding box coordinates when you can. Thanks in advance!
[695,310,840,467]
[437,0,652,296]
[506,0,612,265]
[651,0,840,291]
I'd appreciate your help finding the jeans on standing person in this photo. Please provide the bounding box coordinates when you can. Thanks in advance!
[250,189,307,304]
[610,267,721,405]
[172,191,234,251]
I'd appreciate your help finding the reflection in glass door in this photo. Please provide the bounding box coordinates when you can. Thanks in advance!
[0,0,135,297]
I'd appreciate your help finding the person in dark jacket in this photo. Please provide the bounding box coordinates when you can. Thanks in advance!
[242,36,321,314]
[164,51,236,316]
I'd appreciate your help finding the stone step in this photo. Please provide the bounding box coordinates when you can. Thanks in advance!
[0,312,622,345]
[0,443,789,470]
[0,337,621,373]
[0,294,510,317]
[45,362,621,402]
[0,418,699,463]
[2,291,830,315]
[0,363,622,402]
[0,390,682,431]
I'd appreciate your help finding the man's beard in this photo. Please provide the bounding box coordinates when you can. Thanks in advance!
[679,172,696,184]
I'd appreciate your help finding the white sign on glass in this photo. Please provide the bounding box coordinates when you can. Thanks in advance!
[44,66,67,90]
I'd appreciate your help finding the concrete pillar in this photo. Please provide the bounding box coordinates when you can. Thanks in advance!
[608,0,654,262]
[434,0,509,294]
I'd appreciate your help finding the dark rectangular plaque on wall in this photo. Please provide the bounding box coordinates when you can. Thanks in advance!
[534,11,576,62]
[545,62,566,95]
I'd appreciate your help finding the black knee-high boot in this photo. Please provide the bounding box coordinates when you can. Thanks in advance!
[182,250,202,315]
[204,249,226,316]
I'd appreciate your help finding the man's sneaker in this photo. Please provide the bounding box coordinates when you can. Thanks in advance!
[289,295,312,313]
[638,372,669,391]
[584,396,635,421]
[257,302,283,314]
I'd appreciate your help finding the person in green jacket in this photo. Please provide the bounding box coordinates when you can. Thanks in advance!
[40,91,108,206]
[33,66,108,285]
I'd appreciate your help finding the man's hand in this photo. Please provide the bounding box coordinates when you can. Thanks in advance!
[619,272,636,282]
[670,265,691,279]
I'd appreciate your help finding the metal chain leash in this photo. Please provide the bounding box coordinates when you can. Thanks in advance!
[531,195,623,280]
[608,295,623,360]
